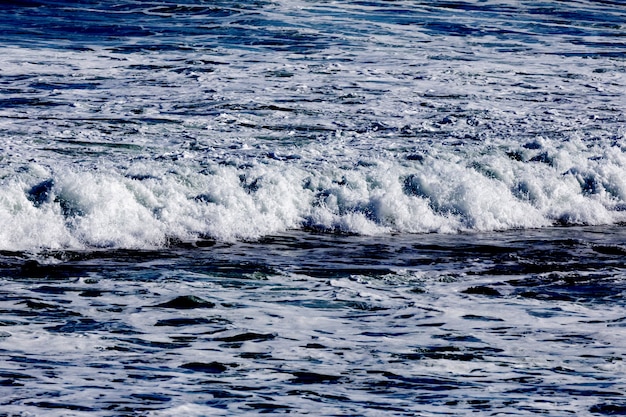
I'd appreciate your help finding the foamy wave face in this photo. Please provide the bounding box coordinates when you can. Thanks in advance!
[302,137,626,234]
[3,137,625,251]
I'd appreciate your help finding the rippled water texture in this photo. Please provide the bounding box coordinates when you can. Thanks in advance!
[0,227,625,416]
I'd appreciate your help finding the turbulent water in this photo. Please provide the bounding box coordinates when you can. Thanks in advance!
[1,1,626,415]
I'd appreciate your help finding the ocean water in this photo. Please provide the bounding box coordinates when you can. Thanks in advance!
[0,0,625,415]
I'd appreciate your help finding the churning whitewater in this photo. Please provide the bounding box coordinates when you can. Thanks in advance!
[1,0,625,250]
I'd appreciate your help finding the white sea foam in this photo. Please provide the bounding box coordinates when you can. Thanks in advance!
[2,138,625,251]
[1,0,625,251]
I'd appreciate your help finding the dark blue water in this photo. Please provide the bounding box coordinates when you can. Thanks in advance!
[1,1,626,415]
